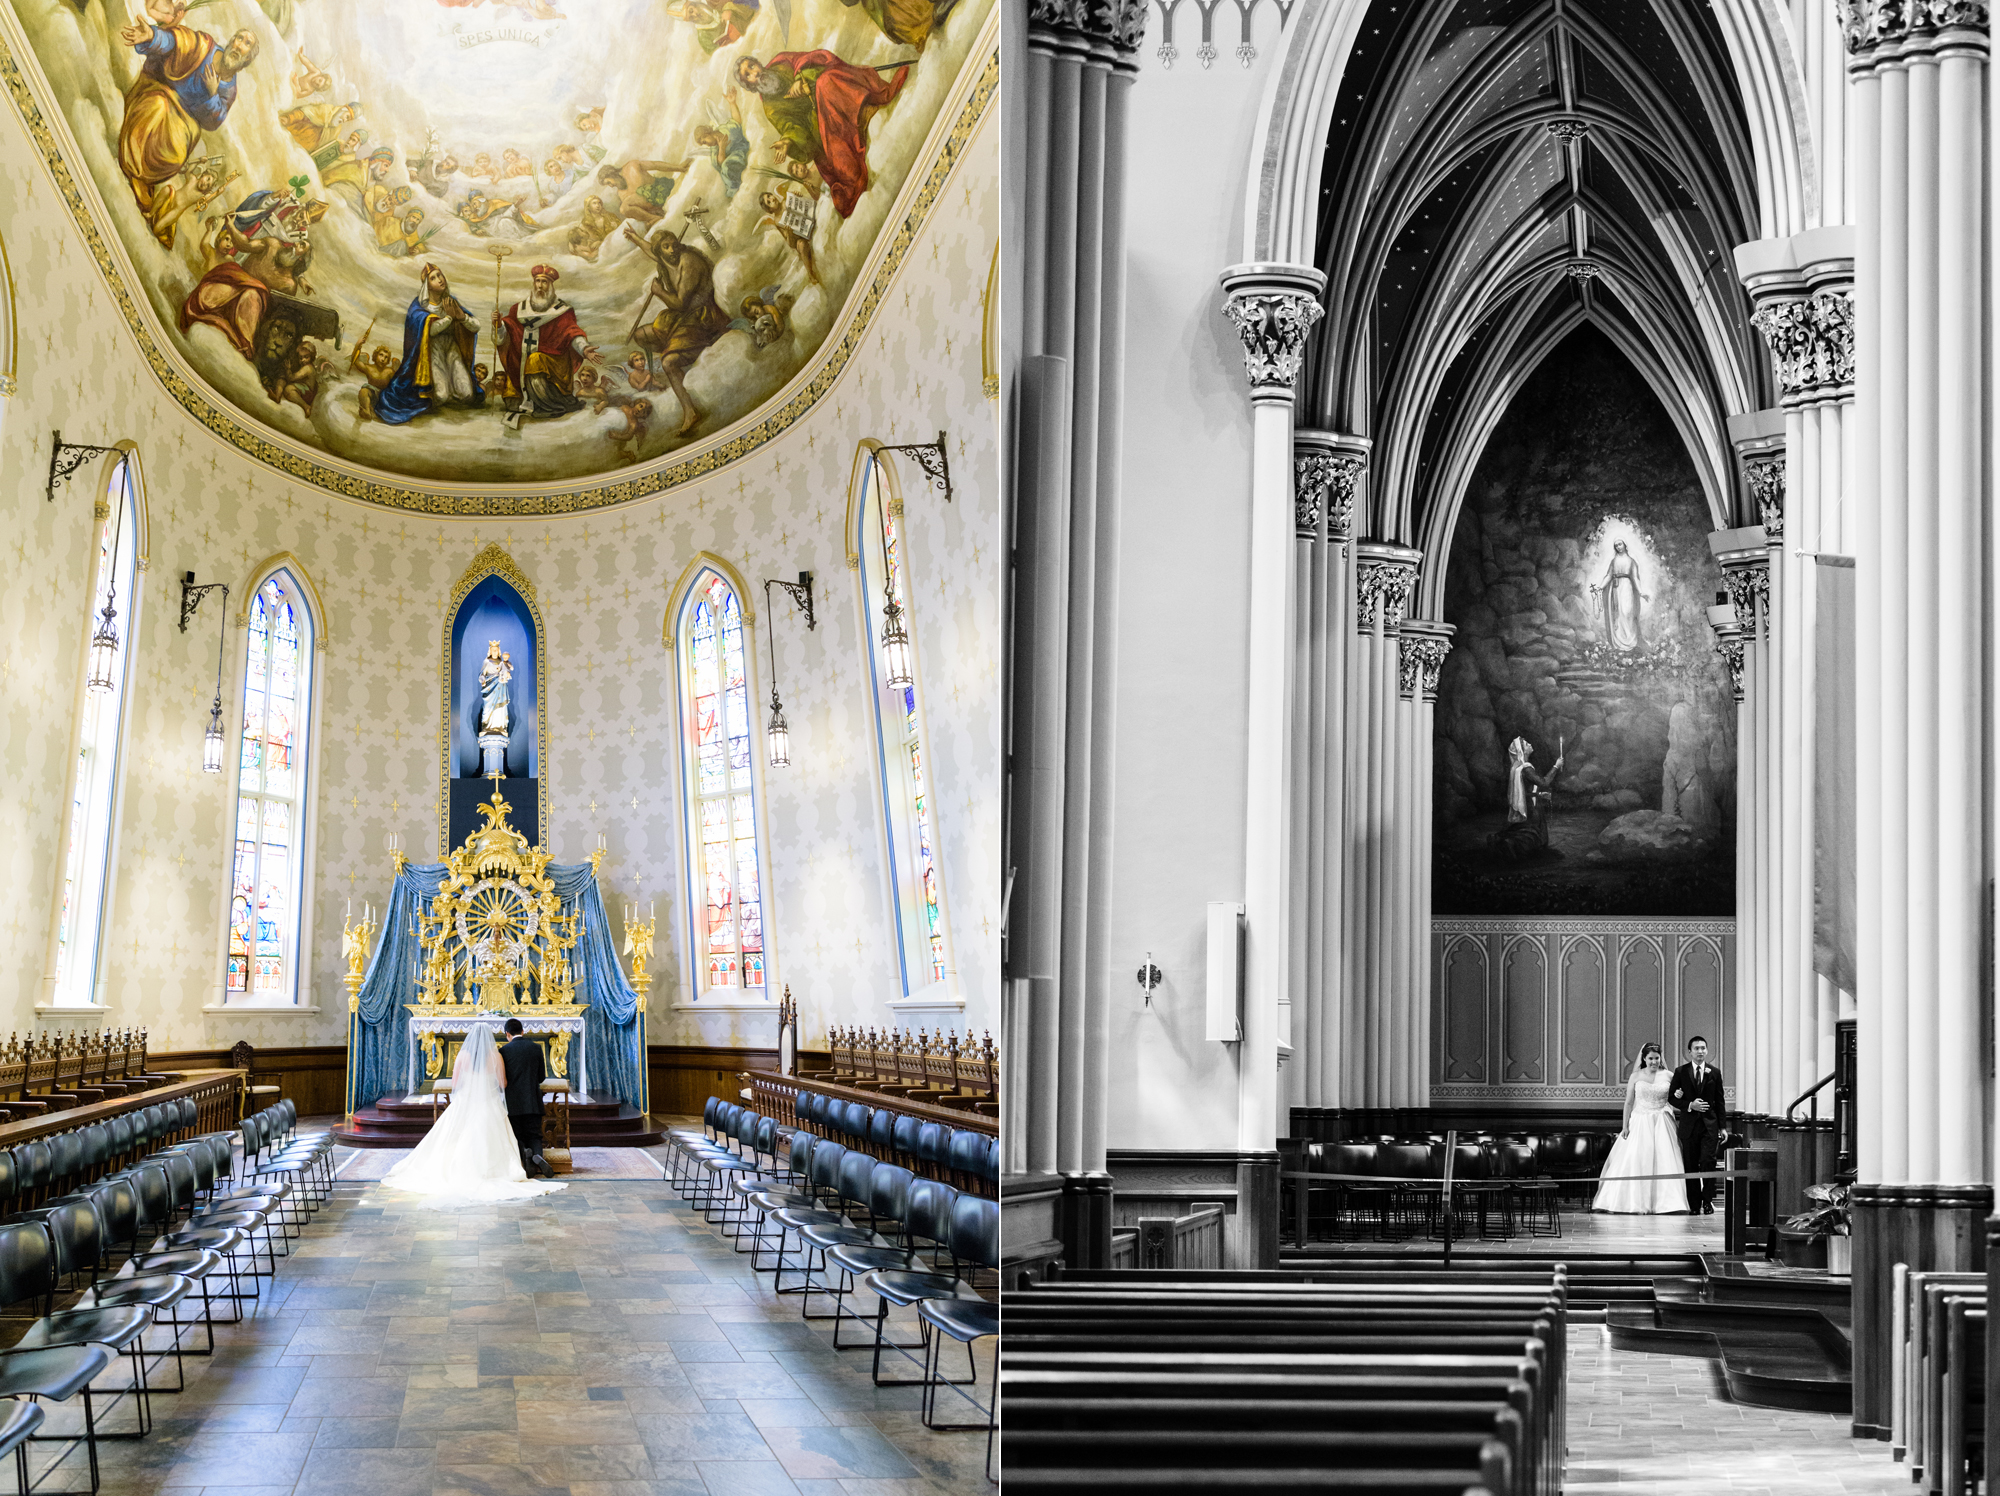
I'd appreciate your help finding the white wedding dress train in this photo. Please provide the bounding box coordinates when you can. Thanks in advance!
[381,1029,566,1203]
[1591,1068,1689,1214]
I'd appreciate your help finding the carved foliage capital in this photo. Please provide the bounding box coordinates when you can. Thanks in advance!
[1293,450,1363,540]
[1357,558,1418,635]
[1029,0,1151,54]
[1399,635,1453,700]
[1722,557,1771,637]
[1221,288,1324,392]
[1713,636,1746,702]
[1750,291,1855,400]
[1838,0,1988,53]
[1744,455,1786,539]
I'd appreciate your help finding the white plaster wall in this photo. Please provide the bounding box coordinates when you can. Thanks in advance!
[0,97,1000,1063]
[1106,19,1292,1150]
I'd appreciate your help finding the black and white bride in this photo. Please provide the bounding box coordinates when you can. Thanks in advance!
[1591,1042,1689,1214]
[382,1026,567,1202]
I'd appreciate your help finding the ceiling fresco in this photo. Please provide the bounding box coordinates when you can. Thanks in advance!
[2,0,994,509]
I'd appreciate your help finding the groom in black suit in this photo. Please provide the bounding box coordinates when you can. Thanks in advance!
[499,1019,552,1179]
[1668,1035,1726,1213]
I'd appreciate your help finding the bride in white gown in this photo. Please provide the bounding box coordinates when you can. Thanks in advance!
[1591,1042,1689,1214]
[381,1027,566,1202]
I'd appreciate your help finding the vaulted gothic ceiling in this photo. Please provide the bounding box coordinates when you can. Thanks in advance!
[1306,0,1766,574]
[1,0,994,512]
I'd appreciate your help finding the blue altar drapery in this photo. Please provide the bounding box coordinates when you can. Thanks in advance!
[347,862,643,1113]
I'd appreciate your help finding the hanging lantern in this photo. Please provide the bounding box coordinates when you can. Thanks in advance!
[880,592,913,690]
[202,700,225,774]
[765,687,791,768]
[86,602,119,696]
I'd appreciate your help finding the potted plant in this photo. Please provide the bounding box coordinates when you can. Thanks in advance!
[1784,1183,1851,1274]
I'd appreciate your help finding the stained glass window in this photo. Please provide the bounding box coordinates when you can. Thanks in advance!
[681,571,768,995]
[52,461,138,1005]
[228,572,313,1000]
[860,459,950,992]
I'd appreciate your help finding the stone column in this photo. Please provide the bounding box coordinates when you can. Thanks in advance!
[1344,542,1421,1106]
[1399,621,1453,1106]
[1004,0,1149,1281]
[1840,0,1992,1440]
[1709,531,1771,1111]
[1220,264,1326,1265]
[1291,433,1364,1112]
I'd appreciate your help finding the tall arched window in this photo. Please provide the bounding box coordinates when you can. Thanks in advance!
[672,564,772,999]
[226,569,315,1000]
[50,459,140,1006]
[855,453,953,996]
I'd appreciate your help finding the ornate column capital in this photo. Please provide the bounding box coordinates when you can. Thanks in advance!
[1398,620,1455,701]
[1028,0,1151,62]
[1293,430,1368,542]
[1838,0,1988,55]
[1744,454,1786,539]
[1708,611,1747,703]
[1749,290,1855,405]
[1219,263,1327,399]
[1355,540,1422,636]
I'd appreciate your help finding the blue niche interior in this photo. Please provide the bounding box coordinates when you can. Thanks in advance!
[448,575,539,848]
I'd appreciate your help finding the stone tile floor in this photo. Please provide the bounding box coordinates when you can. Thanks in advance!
[21,1166,994,1496]
[1568,1326,1915,1493]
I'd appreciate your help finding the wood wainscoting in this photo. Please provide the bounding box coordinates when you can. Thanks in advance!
[151,1045,348,1118]
[645,1046,831,1120]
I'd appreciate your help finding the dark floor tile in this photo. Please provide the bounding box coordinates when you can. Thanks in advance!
[634,1411,775,1463]
[756,1425,921,1481]
[312,1414,404,1449]
[587,1387,626,1401]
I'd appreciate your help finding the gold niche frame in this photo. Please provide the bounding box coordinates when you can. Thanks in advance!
[439,545,549,855]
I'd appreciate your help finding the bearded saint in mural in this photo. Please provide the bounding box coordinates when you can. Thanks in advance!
[494,265,601,426]
[735,52,912,219]
[624,224,729,436]
[374,263,484,425]
[116,7,259,248]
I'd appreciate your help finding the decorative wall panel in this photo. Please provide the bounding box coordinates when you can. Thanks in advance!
[1430,917,1736,1105]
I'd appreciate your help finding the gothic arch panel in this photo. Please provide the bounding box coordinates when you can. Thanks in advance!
[1440,934,1490,1082]
[1618,935,1668,1073]
[1500,935,1548,1083]
[1560,936,1607,1084]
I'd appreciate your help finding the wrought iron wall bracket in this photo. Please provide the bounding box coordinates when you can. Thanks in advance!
[47,430,120,503]
[179,573,230,634]
[878,430,953,501]
[764,571,817,631]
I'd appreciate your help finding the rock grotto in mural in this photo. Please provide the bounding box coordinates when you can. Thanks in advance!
[1433,328,1738,918]
[4,0,990,490]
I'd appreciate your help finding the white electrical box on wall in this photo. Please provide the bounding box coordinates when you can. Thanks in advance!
[1206,901,1245,1042]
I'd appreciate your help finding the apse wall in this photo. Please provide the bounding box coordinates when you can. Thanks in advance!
[0,94,1000,1061]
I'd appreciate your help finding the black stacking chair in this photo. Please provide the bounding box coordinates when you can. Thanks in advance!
[796,1162,913,1331]
[947,1132,986,1192]
[71,1184,196,1388]
[868,1110,897,1158]
[856,1194,993,1391]
[0,1222,117,1495]
[914,1122,949,1180]
[0,1399,44,1496]
[0,1215,156,1438]
[916,1194,999,1465]
[891,1114,924,1169]
[734,1136,823,1270]
[822,1173,960,1355]
[756,1144,853,1296]
[96,1164,236,1343]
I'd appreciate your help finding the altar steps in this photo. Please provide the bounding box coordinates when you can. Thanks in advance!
[334,1091,664,1149]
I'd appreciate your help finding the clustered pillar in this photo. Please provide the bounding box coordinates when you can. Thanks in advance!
[1840,0,1992,1440]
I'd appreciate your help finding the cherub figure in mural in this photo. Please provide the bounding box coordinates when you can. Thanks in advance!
[565,196,621,261]
[623,223,729,436]
[470,152,502,183]
[755,187,820,284]
[693,92,751,201]
[373,262,485,425]
[577,363,654,447]
[576,104,605,137]
[597,159,690,226]
[347,337,399,420]
[289,48,332,101]
[840,0,961,51]
[478,642,514,737]
[735,52,912,219]
[1590,540,1650,653]
[731,287,794,349]
[663,0,761,56]
[115,1,260,249]
[1488,735,1566,863]
[179,231,314,358]
[494,265,603,427]
[154,157,239,246]
[256,311,329,416]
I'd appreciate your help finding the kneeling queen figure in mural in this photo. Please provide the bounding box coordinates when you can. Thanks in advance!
[1591,1042,1689,1214]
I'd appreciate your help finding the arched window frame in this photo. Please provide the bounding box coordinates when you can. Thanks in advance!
[211,555,326,1009]
[664,555,780,1008]
[42,449,146,1011]
[848,443,960,1005]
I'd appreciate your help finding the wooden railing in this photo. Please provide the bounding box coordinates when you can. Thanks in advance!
[1129,1203,1226,1271]
[0,1069,244,1149]
[742,1069,998,1138]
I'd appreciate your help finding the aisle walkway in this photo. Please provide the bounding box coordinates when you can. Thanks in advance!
[58,1159,991,1496]
[1568,1328,1909,1494]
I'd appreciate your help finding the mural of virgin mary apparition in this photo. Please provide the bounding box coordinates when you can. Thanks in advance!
[1592,540,1649,651]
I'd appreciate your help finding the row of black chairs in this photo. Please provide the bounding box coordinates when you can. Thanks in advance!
[0,1100,335,1494]
[1002,1265,1570,1496]
[788,1092,1000,1196]
[1289,1139,1570,1243]
[665,1098,1000,1479]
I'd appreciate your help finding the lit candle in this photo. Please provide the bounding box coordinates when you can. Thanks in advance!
[347,898,352,919]
[649,901,654,922]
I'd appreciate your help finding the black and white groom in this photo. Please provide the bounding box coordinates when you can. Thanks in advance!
[1668,1035,1726,1213]
[499,1018,553,1179]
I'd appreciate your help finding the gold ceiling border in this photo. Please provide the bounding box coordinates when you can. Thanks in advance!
[440,545,550,855]
[0,33,998,517]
